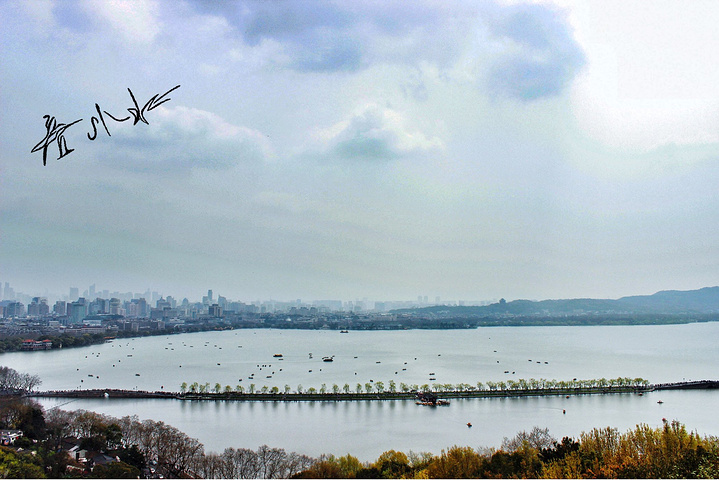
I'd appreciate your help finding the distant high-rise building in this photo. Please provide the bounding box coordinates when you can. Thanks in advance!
[4,283,15,301]
[54,301,66,316]
[166,296,177,309]
[137,298,148,317]
[69,287,79,302]
[208,290,213,302]
[88,298,107,315]
[68,302,86,323]
[156,297,171,309]
[28,299,40,317]
[109,298,121,315]
[208,304,222,317]
[126,301,139,318]
[5,302,25,318]
[89,284,96,298]
[27,297,49,317]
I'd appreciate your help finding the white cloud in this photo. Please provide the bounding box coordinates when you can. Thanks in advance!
[101,105,274,171]
[482,2,586,101]
[317,104,443,161]
[192,0,587,104]
[83,0,161,44]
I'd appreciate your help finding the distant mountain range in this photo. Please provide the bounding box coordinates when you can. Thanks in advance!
[394,287,719,317]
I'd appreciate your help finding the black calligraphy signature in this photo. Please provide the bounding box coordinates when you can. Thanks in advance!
[31,85,180,166]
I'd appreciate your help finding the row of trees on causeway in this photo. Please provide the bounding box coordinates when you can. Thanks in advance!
[178,377,651,396]
[1,365,715,478]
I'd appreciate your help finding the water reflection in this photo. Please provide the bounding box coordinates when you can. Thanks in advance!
[35,390,719,461]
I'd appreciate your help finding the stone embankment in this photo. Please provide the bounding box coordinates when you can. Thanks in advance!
[27,380,718,402]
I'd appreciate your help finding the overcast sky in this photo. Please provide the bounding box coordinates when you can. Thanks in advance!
[2,0,718,303]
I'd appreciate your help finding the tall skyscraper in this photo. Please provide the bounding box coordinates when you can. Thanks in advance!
[208,289,213,302]
[4,283,15,301]
[109,298,121,315]
[69,287,79,302]
[68,301,86,324]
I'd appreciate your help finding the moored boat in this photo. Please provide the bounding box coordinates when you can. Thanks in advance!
[415,391,449,406]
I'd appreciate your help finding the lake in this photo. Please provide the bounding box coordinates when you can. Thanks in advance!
[2,323,718,460]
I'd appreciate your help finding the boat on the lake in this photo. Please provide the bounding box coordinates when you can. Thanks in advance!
[415,392,449,406]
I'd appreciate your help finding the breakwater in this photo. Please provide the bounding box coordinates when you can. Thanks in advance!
[27,380,719,403]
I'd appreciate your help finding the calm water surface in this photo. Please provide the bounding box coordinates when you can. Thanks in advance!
[2,323,718,460]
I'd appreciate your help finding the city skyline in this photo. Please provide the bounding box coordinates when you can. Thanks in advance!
[2,1,719,302]
[0,279,491,308]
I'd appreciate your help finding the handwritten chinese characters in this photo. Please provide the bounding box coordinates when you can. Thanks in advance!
[31,85,180,166]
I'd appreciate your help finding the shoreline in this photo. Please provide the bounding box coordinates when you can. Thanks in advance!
[3,317,718,356]
[26,380,719,403]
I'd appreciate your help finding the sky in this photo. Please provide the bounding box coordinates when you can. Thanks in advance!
[2,0,719,303]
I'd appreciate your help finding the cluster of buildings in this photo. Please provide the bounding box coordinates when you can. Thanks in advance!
[0,286,260,323]
[0,283,474,322]
[21,339,53,350]
[0,282,497,339]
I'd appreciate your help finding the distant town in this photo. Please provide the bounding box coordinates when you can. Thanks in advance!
[1,281,717,351]
[0,282,497,347]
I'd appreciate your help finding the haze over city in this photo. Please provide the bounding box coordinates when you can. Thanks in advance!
[2,1,718,303]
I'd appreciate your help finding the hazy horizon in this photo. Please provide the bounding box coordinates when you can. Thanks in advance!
[2,1,718,303]
[3,280,716,307]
